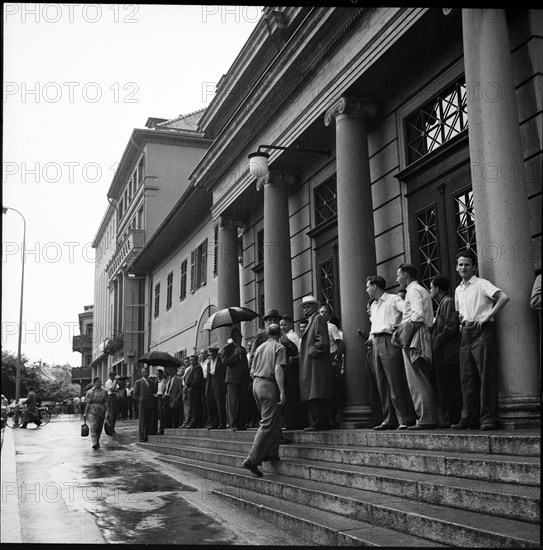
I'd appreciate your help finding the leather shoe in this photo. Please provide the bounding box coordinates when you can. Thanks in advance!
[481,423,500,431]
[408,424,436,430]
[373,424,397,431]
[303,426,317,432]
[397,424,408,430]
[242,458,263,477]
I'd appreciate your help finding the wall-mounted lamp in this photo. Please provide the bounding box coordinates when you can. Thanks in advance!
[248,144,330,179]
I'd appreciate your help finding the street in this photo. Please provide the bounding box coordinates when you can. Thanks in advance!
[1,416,305,545]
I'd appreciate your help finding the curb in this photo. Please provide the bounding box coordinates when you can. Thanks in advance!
[1,426,23,542]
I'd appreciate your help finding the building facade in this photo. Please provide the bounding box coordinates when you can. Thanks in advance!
[90,111,212,381]
[188,7,541,428]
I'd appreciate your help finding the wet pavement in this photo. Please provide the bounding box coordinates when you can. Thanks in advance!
[1,416,305,545]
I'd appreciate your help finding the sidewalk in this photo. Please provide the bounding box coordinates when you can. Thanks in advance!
[1,426,23,543]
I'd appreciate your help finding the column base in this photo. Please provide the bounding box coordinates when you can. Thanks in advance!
[499,396,541,429]
[339,404,373,429]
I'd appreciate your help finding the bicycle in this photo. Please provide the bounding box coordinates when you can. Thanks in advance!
[5,405,50,428]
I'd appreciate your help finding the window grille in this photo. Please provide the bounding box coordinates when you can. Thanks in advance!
[315,177,337,226]
[257,229,264,265]
[454,189,477,257]
[406,80,468,164]
[319,259,335,311]
[416,207,441,290]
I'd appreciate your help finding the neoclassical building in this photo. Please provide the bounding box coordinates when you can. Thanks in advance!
[186,7,540,428]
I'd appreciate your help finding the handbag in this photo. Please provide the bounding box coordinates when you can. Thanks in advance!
[81,422,89,437]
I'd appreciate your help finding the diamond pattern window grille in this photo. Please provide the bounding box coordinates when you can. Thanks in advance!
[319,259,335,310]
[454,190,477,257]
[406,81,468,164]
[416,207,441,290]
[315,177,337,226]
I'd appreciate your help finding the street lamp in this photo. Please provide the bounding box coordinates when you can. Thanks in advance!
[2,206,26,403]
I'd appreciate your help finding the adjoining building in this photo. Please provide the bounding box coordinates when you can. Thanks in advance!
[90,110,212,381]
[71,304,94,392]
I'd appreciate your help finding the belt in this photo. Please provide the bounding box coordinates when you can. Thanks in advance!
[372,332,392,337]
[461,321,477,327]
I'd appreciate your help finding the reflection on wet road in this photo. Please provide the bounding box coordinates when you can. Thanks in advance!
[12,418,242,544]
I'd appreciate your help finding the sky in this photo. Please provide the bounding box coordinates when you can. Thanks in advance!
[2,3,261,367]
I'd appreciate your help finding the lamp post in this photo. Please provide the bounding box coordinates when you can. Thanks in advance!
[2,206,26,403]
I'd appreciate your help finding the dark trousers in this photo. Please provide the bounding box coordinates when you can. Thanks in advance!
[158,395,166,433]
[127,396,135,419]
[188,389,204,428]
[433,358,462,426]
[365,348,384,426]
[282,360,306,429]
[374,334,417,426]
[182,387,191,426]
[107,395,117,429]
[138,404,154,441]
[307,398,330,429]
[226,381,248,429]
[206,375,227,428]
[170,406,181,428]
[459,323,499,427]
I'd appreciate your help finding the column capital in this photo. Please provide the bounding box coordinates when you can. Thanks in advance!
[218,216,243,229]
[324,96,378,127]
[256,170,297,191]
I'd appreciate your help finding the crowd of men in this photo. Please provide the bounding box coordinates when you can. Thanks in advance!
[124,248,540,474]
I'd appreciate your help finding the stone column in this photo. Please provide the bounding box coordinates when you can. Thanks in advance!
[216,217,243,346]
[462,8,540,427]
[262,170,294,318]
[325,97,378,428]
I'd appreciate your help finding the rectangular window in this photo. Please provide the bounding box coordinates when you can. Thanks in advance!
[179,258,188,301]
[138,155,145,186]
[154,283,160,318]
[190,239,208,292]
[257,229,264,265]
[213,225,219,278]
[166,271,173,310]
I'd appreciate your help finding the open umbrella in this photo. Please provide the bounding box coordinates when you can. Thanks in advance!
[137,351,181,368]
[203,306,260,331]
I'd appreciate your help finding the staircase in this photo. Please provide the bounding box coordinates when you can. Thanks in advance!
[139,428,540,547]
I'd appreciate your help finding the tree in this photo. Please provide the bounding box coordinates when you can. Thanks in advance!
[1,351,80,402]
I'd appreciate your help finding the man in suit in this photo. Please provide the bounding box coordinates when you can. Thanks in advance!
[165,363,183,428]
[222,328,250,431]
[186,354,205,428]
[204,345,227,429]
[133,366,157,442]
[181,357,193,428]
[299,295,334,431]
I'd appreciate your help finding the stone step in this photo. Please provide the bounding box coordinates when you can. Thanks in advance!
[151,434,541,486]
[143,440,539,523]
[214,484,447,547]
[164,427,541,457]
[152,453,540,547]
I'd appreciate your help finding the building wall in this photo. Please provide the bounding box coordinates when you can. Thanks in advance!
[148,218,217,357]
[144,142,209,242]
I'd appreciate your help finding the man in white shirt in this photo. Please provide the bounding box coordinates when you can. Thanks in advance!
[156,366,166,434]
[397,264,437,429]
[367,275,417,430]
[453,249,509,431]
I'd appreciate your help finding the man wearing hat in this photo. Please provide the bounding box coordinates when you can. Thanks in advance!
[185,354,205,428]
[104,371,120,433]
[299,295,334,431]
[164,364,183,429]
[204,345,227,429]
